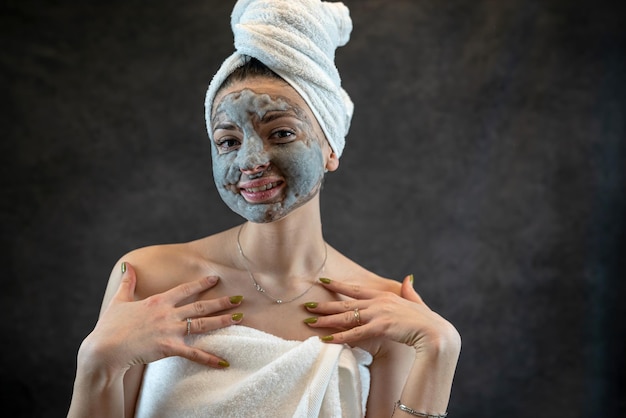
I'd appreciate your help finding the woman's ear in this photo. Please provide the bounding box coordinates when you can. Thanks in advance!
[325,151,339,173]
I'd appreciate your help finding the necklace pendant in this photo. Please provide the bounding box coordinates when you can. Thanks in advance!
[275,299,283,304]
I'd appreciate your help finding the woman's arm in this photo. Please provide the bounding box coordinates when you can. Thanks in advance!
[68,262,140,418]
[67,344,131,418]
[367,339,414,416]
[67,261,243,417]
[391,319,460,416]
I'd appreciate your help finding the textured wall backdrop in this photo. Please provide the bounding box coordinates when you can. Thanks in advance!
[2,0,624,417]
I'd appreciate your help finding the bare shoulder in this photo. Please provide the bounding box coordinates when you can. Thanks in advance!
[331,250,402,295]
[100,228,237,311]
[120,242,204,297]
[360,273,402,295]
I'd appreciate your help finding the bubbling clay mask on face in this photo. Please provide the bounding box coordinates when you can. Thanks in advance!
[211,88,325,223]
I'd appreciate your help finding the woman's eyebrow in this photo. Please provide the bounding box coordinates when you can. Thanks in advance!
[261,109,299,123]
[214,122,239,131]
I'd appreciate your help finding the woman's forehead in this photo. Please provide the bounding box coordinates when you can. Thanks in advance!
[213,76,309,113]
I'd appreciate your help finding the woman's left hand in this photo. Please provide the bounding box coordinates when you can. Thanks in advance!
[304,275,460,352]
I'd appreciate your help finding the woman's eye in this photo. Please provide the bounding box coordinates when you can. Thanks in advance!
[216,138,240,153]
[270,129,296,142]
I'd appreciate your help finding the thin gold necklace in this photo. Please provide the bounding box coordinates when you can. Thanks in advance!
[236,224,327,304]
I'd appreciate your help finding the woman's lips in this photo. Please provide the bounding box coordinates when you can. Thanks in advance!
[241,181,281,193]
[239,180,284,203]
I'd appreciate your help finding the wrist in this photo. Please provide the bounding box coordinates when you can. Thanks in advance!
[76,333,128,380]
[393,400,448,417]
[412,322,461,359]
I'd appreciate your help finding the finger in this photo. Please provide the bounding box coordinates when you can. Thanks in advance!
[304,299,361,315]
[176,295,243,320]
[164,343,230,369]
[112,261,137,303]
[304,307,365,330]
[319,325,370,345]
[186,312,244,335]
[400,274,426,305]
[162,276,220,304]
[317,277,381,300]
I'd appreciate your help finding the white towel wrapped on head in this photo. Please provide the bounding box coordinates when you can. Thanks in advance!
[134,325,372,418]
[205,0,354,158]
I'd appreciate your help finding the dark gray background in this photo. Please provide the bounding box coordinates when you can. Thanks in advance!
[2,0,624,417]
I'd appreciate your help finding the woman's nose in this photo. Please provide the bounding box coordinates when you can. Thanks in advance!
[240,161,270,175]
[237,133,271,175]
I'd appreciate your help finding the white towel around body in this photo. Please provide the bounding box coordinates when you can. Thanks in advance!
[134,325,372,418]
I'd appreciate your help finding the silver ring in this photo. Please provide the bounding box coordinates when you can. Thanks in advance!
[186,317,192,336]
[353,308,361,326]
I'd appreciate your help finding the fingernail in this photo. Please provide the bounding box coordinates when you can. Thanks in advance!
[304,302,318,309]
[231,313,244,322]
[218,360,230,368]
[121,262,126,274]
[319,277,331,284]
[207,276,219,284]
[303,317,318,324]
[320,335,334,342]
[229,295,244,304]
[409,274,414,285]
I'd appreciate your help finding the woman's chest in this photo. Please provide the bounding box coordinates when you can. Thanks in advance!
[197,271,381,355]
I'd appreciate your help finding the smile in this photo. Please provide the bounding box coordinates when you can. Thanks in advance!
[242,181,281,193]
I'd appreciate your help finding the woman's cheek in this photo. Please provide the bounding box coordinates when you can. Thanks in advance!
[278,142,325,200]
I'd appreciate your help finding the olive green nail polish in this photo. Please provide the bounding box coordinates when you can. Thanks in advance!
[303,317,318,324]
[121,262,126,274]
[218,360,230,368]
[304,302,318,309]
[229,295,244,304]
[409,274,414,285]
[319,277,331,284]
[231,313,244,321]
[320,335,334,342]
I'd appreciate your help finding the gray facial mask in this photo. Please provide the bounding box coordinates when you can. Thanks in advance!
[211,89,325,223]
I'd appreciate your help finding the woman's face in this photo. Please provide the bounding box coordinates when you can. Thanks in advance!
[210,76,336,223]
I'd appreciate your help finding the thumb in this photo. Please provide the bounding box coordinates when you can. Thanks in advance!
[114,261,137,303]
[400,274,426,305]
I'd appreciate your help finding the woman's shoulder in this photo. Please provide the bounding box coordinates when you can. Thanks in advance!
[331,250,402,295]
[114,227,238,298]
[357,271,402,295]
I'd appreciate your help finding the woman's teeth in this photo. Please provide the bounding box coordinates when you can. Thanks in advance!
[244,182,279,193]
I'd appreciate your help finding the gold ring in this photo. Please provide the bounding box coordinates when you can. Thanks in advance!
[186,317,192,336]
[353,308,361,326]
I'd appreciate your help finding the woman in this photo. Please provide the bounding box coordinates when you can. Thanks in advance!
[67,1,460,417]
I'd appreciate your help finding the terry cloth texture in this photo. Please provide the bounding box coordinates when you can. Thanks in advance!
[134,325,372,418]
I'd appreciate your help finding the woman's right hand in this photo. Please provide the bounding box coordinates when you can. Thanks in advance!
[78,262,243,373]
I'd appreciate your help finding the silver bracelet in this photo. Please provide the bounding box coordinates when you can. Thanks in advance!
[393,400,448,418]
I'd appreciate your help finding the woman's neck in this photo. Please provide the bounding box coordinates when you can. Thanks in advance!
[235,198,327,286]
